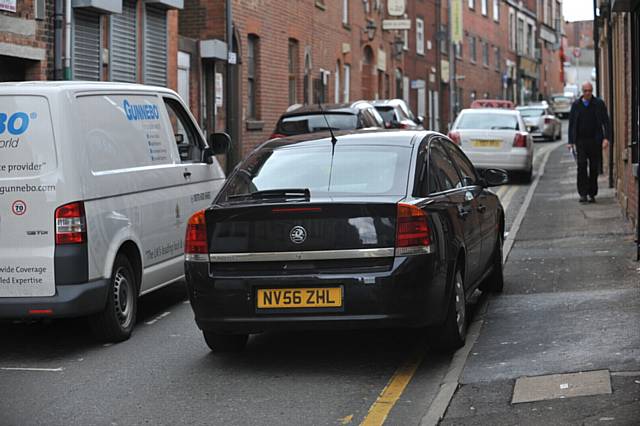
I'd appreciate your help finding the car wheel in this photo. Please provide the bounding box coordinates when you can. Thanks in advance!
[521,166,533,183]
[433,268,467,351]
[481,232,504,293]
[203,331,248,353]
[89,254,137,342]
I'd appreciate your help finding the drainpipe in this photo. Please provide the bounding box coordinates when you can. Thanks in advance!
[593,0,600,97]
[607,14,614,189]
[225,0,239,174]
[64,0,72,80]
[54,0,63,79]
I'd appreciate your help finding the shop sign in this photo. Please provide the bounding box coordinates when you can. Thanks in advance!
[387,0,405,16]
[0,0,16,12]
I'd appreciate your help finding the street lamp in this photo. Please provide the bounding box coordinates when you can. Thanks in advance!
[363,19,377,41]
[393,34,404,58]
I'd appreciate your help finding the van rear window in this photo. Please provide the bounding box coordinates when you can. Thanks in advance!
[0,96,56,179]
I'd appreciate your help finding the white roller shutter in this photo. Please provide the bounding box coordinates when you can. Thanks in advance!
[144,6,167,86]
[72,9,101,81]
[110,0,137,82]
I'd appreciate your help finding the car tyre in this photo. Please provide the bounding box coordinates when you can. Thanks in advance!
[203,331,248,353]
[481,232,504,293]
[520,166,533,183]
[432,268,467,352]
[89,254,137,343]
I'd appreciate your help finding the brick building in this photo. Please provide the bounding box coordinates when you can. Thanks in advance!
[0,0,181,89]
[595,0,640,259]
[565,19,594,49]
[537,0,564,98]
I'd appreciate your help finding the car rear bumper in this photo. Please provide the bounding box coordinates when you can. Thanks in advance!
[0,279,109,319]
[465,149,532,172]
[184,255,450,334]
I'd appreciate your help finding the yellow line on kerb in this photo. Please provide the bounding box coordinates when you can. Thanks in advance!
[359,349,425,426]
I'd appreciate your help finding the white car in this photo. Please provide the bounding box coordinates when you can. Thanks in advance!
[448,108,534,182]
[0,82,229,342]
[516,106,562,141]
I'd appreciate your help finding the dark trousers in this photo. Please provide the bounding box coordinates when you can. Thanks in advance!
[576,138,601,197]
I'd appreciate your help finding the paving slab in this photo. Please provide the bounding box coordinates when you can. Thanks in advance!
[511,370,612,404]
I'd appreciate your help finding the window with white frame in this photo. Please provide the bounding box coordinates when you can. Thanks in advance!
[493,0,499,21]
[342,0,349,25]
[482,41,489,66]
[403,30,408,50]
[517,18,524,54]
[416,18,424,55]
[335,61,341,103]
[469,0,475,9]
[343,63,350,102]
[481,0,487,16]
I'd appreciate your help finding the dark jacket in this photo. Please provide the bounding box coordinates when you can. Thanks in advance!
[568,96,611,145]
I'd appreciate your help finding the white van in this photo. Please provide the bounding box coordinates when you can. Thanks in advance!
[0,82,229,342]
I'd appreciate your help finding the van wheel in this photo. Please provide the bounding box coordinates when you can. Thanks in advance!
[432,268,467,352]
[481,232,504,293]
[203,331,248,353]
[89,254,137,343]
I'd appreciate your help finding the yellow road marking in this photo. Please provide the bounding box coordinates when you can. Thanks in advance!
[359,349,425,426]
[499,184,519,211]
[339,414,354,424]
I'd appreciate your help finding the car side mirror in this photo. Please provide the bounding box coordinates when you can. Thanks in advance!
[416,115,424,125]
[209,132,232,153]
[480,168,509,187]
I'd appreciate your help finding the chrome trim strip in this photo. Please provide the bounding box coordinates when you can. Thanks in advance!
[185,254,209,262]
[208,248,396,263]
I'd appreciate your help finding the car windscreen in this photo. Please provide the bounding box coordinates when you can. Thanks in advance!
[518,108,545,117]
[455,113,519,130]
[220,144,412,199]
[551,96,571,103]
[278,113,358,136]
[375,107,396,123]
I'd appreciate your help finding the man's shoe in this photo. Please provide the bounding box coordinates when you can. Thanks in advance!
[579,196,588,203]
[588,196,596,203]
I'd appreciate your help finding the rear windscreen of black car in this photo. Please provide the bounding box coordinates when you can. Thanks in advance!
[375,107,396,123]
[279,114,358,136]
[220,144,412,199]
[456,113,519,130]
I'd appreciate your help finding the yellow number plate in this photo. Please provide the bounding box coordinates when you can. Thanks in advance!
[471,139,502,148]
[256,287,343,309]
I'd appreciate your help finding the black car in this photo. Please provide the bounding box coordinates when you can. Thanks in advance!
[270,101,384,139]
[371,99,424,129]
[184,130,507,353]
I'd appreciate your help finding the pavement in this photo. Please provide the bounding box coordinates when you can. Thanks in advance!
[439,143,640,425]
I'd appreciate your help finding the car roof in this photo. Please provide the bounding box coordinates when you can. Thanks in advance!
[369,99,407,107]
[282,101,374,116]
[458,108,519,115]
[261,129,435,150]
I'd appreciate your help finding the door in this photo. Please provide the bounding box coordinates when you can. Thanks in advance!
[429,140,482,285]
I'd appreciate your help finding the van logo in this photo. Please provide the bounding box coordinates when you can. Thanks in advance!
[0,112,32,136]
[289,226,307,244]
[123,100,160,121]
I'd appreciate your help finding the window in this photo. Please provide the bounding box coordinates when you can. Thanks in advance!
[247,35,259,118]
[342,0,349,25]
[343,63,350,102]
[164,97,203,163]
[469,35,477,62]
[555,1,562,31]
[493,0,499,21]
[334,61,341,103]
[416,18,424,55]
[395,68,403,99]
[468,0,475,9]
[494,47,501,71]
[481,0,487,16]
[546,0,552,26]
[429,142,462,192]
[482,41,489,67]
[517,18,524,54]
[455,43,463,59]
[440,25,448,54]
[509,11,515,51]
[403,29,409,51]
[304,52,312,105]
[443,141,478,187]
[527,23,533,56]
[288,39,298,106]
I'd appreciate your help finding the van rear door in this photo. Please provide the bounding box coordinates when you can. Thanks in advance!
[0,96,58,297]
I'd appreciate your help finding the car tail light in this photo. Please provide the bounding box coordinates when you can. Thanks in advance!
[448,131,461,145]
[395,203,431,256]
[544,117,552,124]
[55,202,86,245]
[399,122,410,129]
[513,132,527,148]
[185,209,208,258]
[270,133,286,139]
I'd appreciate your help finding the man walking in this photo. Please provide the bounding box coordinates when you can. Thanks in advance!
[568,82,611,203]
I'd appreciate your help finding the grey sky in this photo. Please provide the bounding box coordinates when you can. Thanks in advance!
[563,0,594,22]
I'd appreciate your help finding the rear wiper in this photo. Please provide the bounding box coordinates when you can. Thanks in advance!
[490,126,516,130]
[227,188,311,201]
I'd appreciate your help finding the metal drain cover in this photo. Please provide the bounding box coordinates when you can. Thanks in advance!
[512,370,612,404]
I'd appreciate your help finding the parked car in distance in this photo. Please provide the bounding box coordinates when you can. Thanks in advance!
[184,130,508,353]
[516,105,562,141]
[449,108,534,182]
[470,99,515,109]
[550,93,574,118]
[0,82,229,342]
[370,99,424,129]
[270,101,384,139]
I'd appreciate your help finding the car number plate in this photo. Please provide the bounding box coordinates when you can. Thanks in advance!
[471,139,502,148]
[256,287,343,309]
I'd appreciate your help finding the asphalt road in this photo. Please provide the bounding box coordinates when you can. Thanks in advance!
[0,130,562,426]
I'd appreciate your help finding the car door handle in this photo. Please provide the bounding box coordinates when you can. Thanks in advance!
[183,171,192,179]
[457,205,471,218]
[477,204,487,213]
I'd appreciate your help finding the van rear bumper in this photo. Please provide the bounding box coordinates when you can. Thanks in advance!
[0,278,110,319]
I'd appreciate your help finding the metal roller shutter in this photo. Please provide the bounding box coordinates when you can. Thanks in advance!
[72,9,101,81]
[110,0,137,83]
[144,6,167,86]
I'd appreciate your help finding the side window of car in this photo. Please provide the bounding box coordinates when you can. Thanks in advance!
[429,141,463,192]
[163,97,203,163]
[442,139,478,186]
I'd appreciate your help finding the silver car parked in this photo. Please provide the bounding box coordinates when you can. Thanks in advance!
[516,106,562,141]
[449,108,534,182]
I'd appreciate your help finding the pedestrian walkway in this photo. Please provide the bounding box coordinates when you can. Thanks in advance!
[440,144,640,425]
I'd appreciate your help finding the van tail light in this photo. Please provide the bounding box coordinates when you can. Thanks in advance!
[448,131,461,145]
[55,202,86,245]
[185,210,208,260]
[269,133,286,140]
[395,203,431,256]
[513,132,528,148]
[544,117,552,124]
